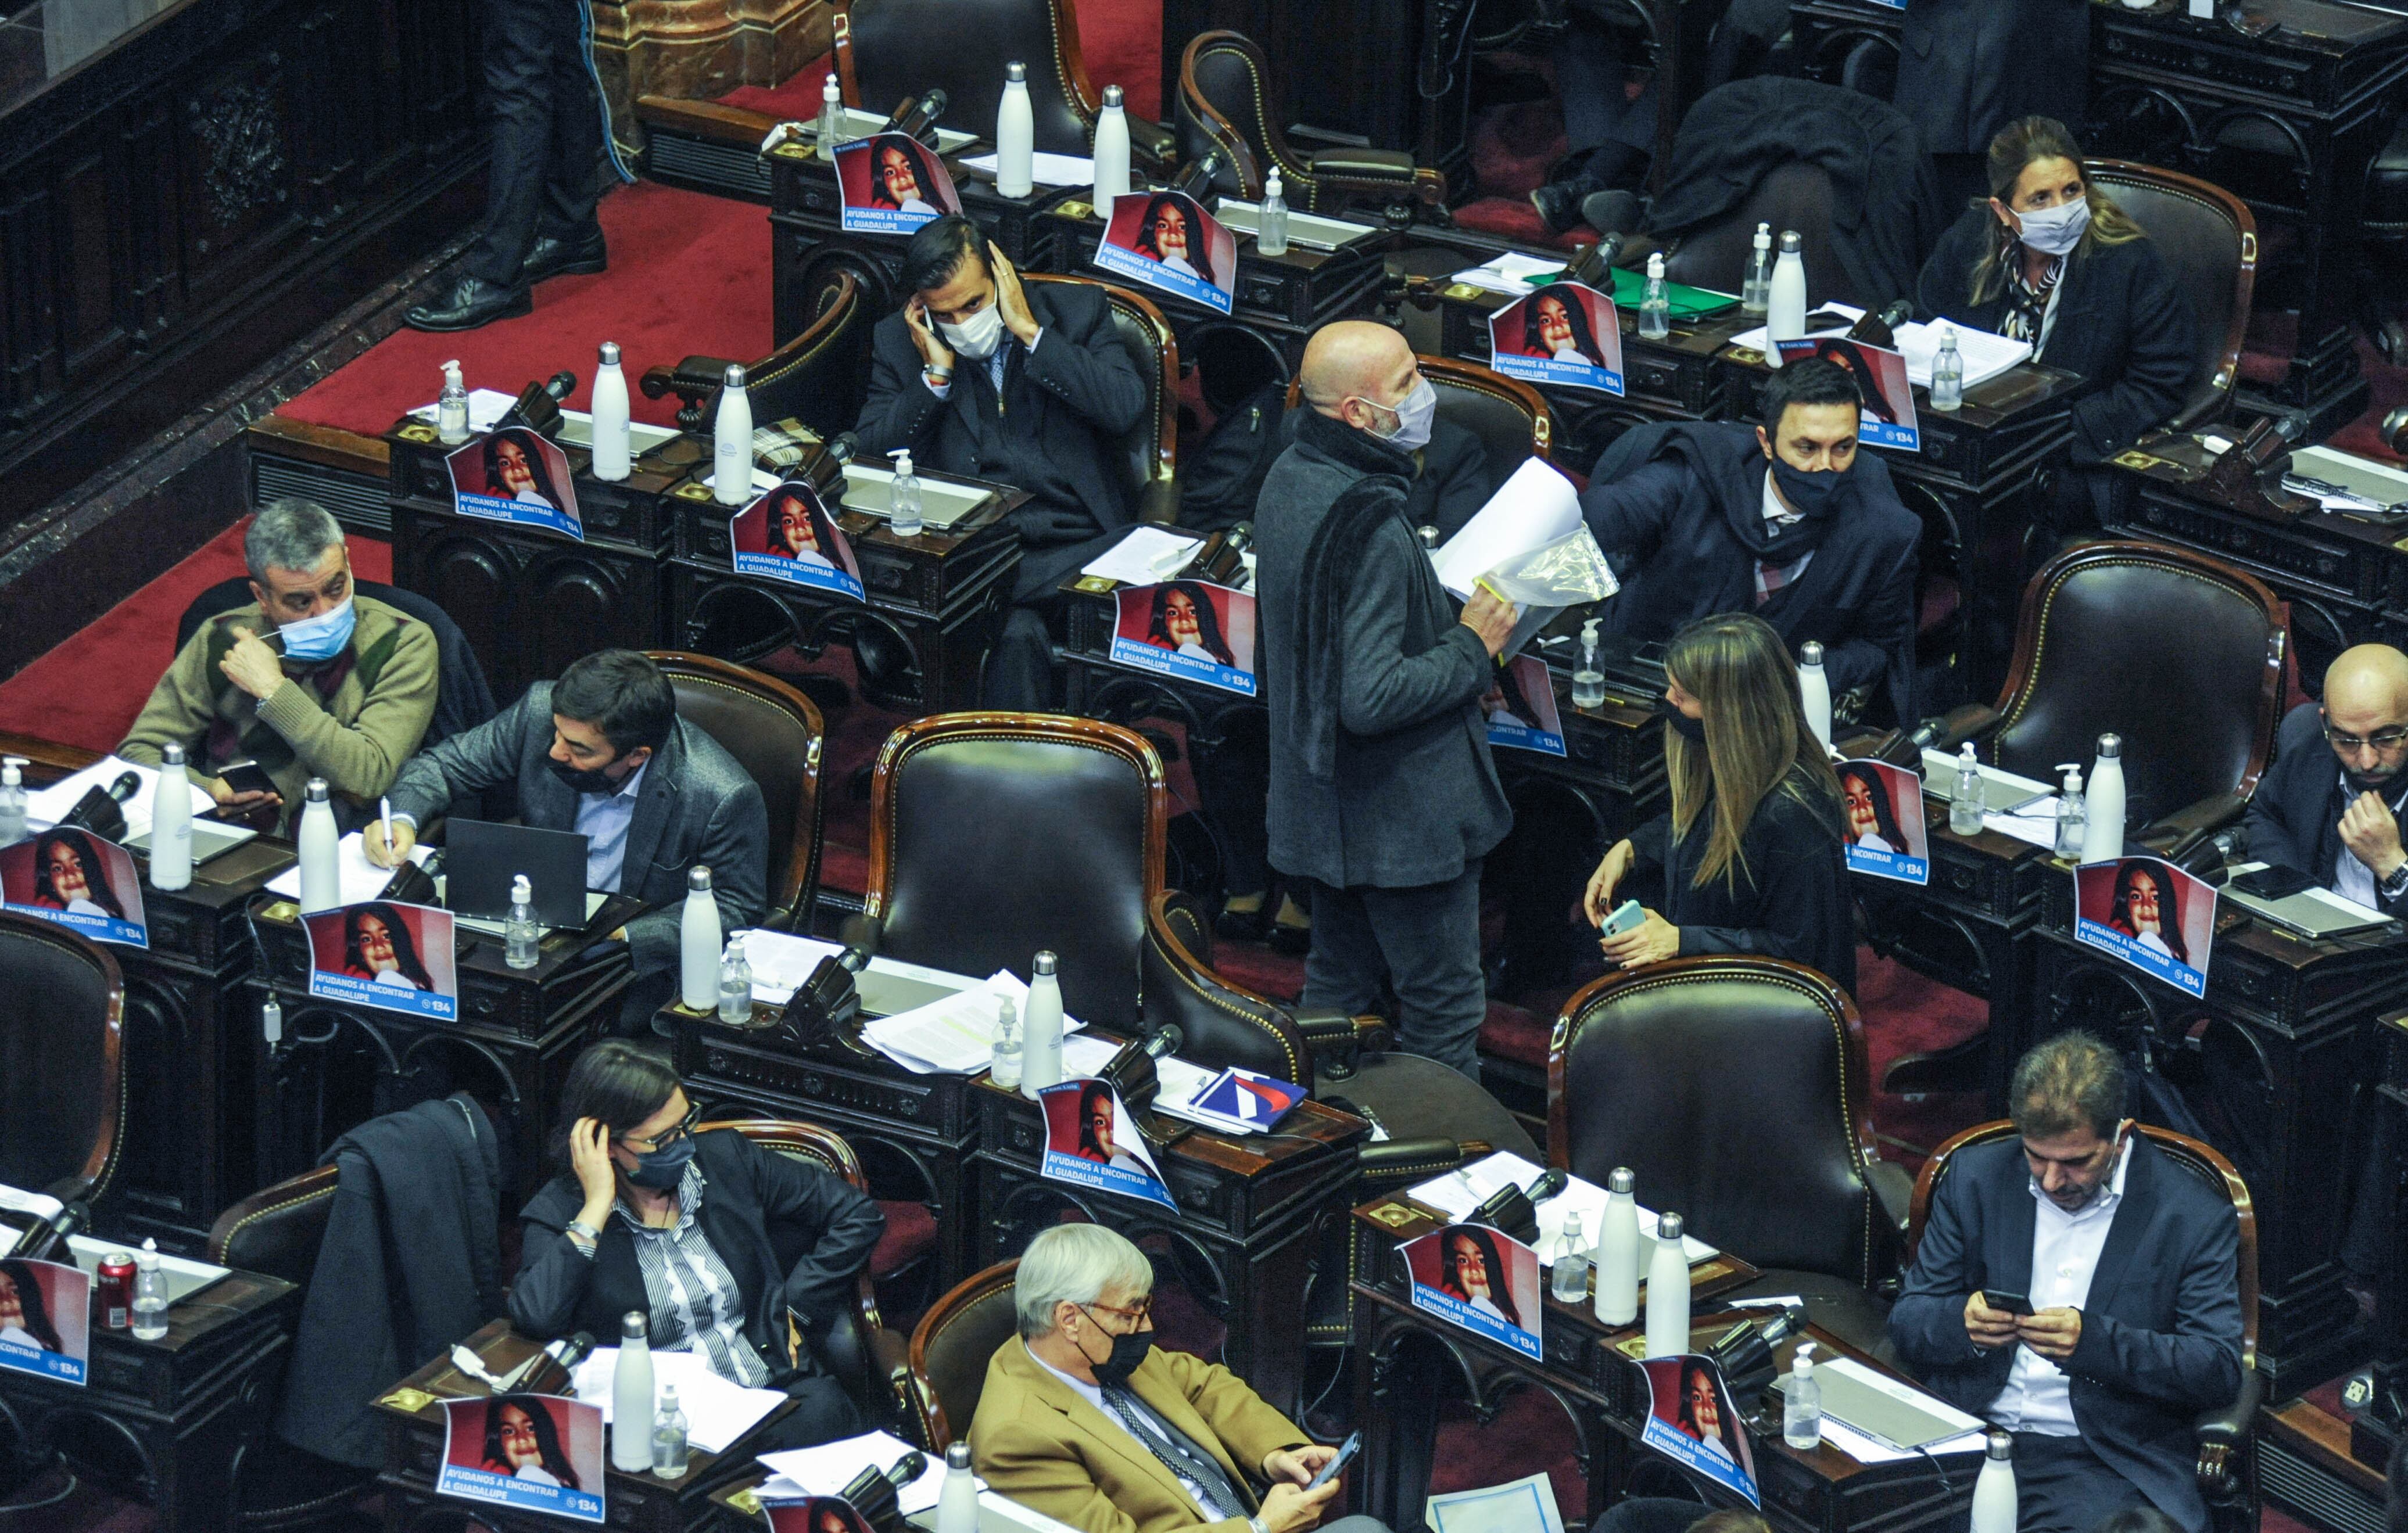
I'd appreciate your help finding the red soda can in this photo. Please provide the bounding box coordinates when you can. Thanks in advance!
[96,1251,135,1329]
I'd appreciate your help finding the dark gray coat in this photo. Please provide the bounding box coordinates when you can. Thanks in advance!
[386,682,768,976]
[1257,407,1511,888]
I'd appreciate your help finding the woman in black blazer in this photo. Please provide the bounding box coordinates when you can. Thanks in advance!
[510,1041,885,1449]
[1581,612,1856,991]
[1915,116,2196,469]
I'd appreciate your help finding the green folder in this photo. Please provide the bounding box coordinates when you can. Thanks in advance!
[1534,266,1740,320]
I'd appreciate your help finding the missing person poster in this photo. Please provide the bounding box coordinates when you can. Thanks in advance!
[1094,190,1238,316]
[0,828,147,947]
[306,902,459,1021]
[732,481,865,602]
[1637,1355,1758,1506]
[0,1257,90,1386]
[1837,759,1929,885]
[766,1496,880,1533]
[1109,580,1256,696]
[2074,855,2216,997]
[834,132,962,234]
[1488,282,1626,396]
[1486,654,1567,757]
[1038,1079,1178,1211]
[1401,1225,1544,1363]
[447,428,585,540]
[436,1392,606,1523]
[1776,336,1918,451]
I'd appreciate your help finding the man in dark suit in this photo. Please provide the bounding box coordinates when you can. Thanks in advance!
[1889,1032,2244,1533]
[1578,357,1920,727]
[366,648,768,1027]
[1894,0,2090,210]
[2244,644,2408,917]
[858,216,1149,710]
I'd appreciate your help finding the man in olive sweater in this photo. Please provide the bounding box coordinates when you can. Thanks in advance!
[120,499,438,835]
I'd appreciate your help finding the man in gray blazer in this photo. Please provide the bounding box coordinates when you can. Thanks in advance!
[366,649,768,1021]
[1256,321,1517,1081]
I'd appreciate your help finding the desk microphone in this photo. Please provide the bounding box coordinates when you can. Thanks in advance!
[839,1452,929,1533]
[1174,148,1226,202]
[8,1201,89,1261]
[825,430,865,465]
[884,91,948,145]
[504,1330,597,1394]
[1847,300,1914,349]
[60,770,141,841]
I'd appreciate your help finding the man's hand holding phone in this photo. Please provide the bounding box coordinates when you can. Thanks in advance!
[905,297,955,374]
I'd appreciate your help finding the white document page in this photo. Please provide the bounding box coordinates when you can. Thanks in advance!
[264,831,433,904]
[1431,458,1586,601]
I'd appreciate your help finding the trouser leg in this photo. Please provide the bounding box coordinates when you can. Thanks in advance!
[539,0,607,242]
[465,0,572,284]
[1354,861,1488,1083]
[981,604,1059,711]
[1301,881,1389,1017]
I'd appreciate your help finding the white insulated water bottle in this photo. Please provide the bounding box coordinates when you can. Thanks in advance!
[996,63,1036,198]
[680,866,721,1011]
[150,744,192,891]
[1092,85,1132,210]
[590,342,632,480]
[713,364,752,505]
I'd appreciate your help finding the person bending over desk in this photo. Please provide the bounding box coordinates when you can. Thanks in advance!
[510,1041,884,1451]
[1577,358,1919,728]
[857,214,1150,711]
[1581,612,1854,990]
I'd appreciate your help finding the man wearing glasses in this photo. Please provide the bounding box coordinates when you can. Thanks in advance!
[2245,644,2408,916]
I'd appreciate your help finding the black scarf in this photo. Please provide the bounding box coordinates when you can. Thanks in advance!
[1291,408,1416,780]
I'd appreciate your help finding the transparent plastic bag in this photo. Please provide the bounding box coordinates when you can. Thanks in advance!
[1472,527,1618,608]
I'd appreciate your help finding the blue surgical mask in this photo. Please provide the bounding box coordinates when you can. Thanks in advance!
[277,595,356,663]
[1365,378,1437,453]
[625,1136,696,1190]
[2013,198,2091,257]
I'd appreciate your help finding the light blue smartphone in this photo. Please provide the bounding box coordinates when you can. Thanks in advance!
[1599,899,1644,937]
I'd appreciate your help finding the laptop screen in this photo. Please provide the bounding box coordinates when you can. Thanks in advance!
[443,820,591,926]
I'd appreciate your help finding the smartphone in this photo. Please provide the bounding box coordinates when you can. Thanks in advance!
[1305,1432,1362,1492]
[1981,1289,2035,1316]
[217,759,279,798]
[1599,899,1645,938]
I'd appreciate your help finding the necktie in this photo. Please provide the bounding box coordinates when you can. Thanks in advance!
[1099,1385,1247,1519]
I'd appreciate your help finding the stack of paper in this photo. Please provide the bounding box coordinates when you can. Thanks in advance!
[27,756,218,842]
[1448,253,1568,295]
[572,1347,784,1455]
[959,150,1094,188]
[1407,1151,1718,1265]
[1079,526,1203,585]
[740,929,847,1003]
[863,970,1086,1075]
[757,1429,960,1512]
[1894,322,2029,391]
[1790,1356,1987,1463]
[264,831,433,904]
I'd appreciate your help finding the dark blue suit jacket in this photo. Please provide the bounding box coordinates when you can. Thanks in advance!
[2241,701,2408,918]
[1887,1135,2244,1532]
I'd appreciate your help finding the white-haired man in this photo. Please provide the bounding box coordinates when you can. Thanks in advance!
[973,1225,1388,1533]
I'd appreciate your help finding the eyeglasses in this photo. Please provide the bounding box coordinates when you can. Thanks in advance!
[618,1101,701,1153]
[1083,1298,1153,1327]
[2323,724,2408,752]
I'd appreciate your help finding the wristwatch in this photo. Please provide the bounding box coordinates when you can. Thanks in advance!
[2381,863,2408,903]
[923,365,953,387]
[1248,1517,1268,1533]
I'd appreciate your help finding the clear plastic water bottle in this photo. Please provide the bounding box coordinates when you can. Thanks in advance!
[816,72,844,161]
[131,1240,170,1339]
[888,448,924,537]
[1950,743,1986,837]
[1551,1211,1592,1304]
[1639,254,1671,340]
[718,937,753,1023]
[650,1384,690,1478]
[1930,323,1965,412]
[1572,617,1607,710]
[1257,168,1290,257]
[990,995,1023,1089]
[506,873,541,969]
[437,360,470,445]
[1741,224,1773,317]
[1784,1341,1823,1448]
[2054,763,2087,860]
[0,756,25,848]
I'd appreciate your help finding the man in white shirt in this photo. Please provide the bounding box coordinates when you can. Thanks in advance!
[1889,1032,2244,1533]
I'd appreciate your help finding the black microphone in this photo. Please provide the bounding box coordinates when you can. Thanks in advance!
[9,1201,89,1261]
[1524,1168,1569,1204]
[1175,148,1226,200]
[826,430,865,464]
[506,1329,598,1393]
[1847,299,1914,348]
[887,91,948,144]
[62,771,142,839]
[1570,234,1625,288]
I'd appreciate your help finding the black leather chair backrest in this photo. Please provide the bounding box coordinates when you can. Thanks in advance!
[1425,356,1552,477]
[207,1164,340,1286]
[1551,956,1883,1284]
[841,0,1095,157]
[869,716,1166,1032]
[1026,275,1178,520]
[2084,160,2254,429]
[752,270,877,440]
[1662,160,1853,308]
[0,914,125,1202]
[1175,32,1271,200]
[1142,892,1312,1083]
[1986,543,2282,831]
[648,652,826,929]
[909,1261,1020,1449]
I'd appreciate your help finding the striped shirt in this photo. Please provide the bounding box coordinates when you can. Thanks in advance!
[611,1162,769,1386]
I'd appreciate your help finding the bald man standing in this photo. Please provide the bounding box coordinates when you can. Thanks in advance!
[1256,322,1518,1082]
[2245,644,2408,916]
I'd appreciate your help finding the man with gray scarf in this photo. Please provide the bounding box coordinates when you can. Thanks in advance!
[1256,322,1518,1082]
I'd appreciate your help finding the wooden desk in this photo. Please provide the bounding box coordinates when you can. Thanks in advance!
[374,1318,789,1533]
[0,1248,298,1533]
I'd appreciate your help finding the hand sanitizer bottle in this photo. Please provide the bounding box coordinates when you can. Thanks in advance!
[1020,951,1065,1096]
[1798,641,1832,753]
[150,743,193,891]
[1971,1432,2017,1533]
[1639,254,1671,340]
[1765,231,1808,368]
[591,342,633,480]
[1572,618,1607,710]
[650,1384,690,1477]
[506,874,541,969]
[888,448,924,537]
[713,364,752,505]
[997,63,1036,198]
[1784,1341,1823,1448]
[1643,1210,1692,1358]
[1741,224,1774,317]
[1595,1166,1640,1325]
[1930,323,1965,412]
[1092,85,1132,210]
[2083,733,2127,864]
[612,1312,655,1471]
[131,1240,170,1339]
[0,756,25,848]
[990,996,1023,1089]
[1551,1211,1591,1303]
[1950,742,1986,837]
[1257,169,1290,256]
[2055,763,2087,860]
[298,778,339,914]
[681,866,721,1010]
[437,360,470,445]
[817,73,844,161]
[718,936,752,1023]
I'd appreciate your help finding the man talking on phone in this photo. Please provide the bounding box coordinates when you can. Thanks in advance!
[1889,1032,2242,1533]
[857,215,1149,709]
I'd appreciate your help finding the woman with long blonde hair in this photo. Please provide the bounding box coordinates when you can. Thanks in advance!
[1580,612,1855,990]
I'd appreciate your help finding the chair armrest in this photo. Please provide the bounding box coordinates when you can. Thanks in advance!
[838,913,884,956]
[1868,1159,1914,1234]
[641,354,738,401]
[1308,146,1418,184]
[1290,1008,1391,1082]
[1358,1135,1480,1190]
[1925,703,2004,755]
[2195,1363,2262,1503]
[1128,117,1177,177]
[2135,791,2249,868]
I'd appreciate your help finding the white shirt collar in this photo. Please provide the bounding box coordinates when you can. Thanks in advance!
[1762,470,1797,527]
[2027,1130,2133,1219]
[1033,1349,1107,1408]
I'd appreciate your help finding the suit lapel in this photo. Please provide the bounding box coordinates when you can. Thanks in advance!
[618,724,685,897]
[2082,1133,2153,1309]
[1993,1144,2039,1293]
[1131,1356,1255,1511]
[1008,1341,1201,1514]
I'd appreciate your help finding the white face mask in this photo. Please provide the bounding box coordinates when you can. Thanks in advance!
[1360,378,1437,453]
[2013,198,2091,257]
[938,301,1006,361]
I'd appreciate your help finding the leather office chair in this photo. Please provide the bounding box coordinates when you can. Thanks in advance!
[1908,1121,2261,1528]
[1655,159,1852,307]
[0,913,125,1206]
[1176,30,1446,227]
[646,651,827,932]
[1024,273,1181,526]
[644,268,877,440]
[1551,955,1912,1354]
[705,1118,912,1428]
[2088,159,2256,433]
[832,0,1174,171]
[903,1259,1020,1450]
[1279,353,1554,480]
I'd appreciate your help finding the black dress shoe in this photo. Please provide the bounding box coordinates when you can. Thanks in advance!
[1529,181,1588,235]
[522,229,608,285]
[404,275,532,332]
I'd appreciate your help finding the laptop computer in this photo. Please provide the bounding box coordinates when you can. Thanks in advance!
[1920,749,2055,814]
[441,819,598,931]
[2223,879,2395,939]
[123,821,259,867]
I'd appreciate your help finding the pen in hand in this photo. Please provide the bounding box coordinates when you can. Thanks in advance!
[379,796,394,861]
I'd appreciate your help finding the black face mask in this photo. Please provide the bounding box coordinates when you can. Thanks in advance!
[624,1136,694,1190]
[1766,456,1849,518]
[1657,697,1708,744]
[1078,1305,1155,1388]
[547,754,627,796]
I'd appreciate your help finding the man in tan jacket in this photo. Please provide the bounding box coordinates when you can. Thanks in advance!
[120,499,438,836]
[972,1226,1388,1533]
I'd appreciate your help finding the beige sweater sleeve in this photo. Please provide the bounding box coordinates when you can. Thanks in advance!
[252,620,440,800]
